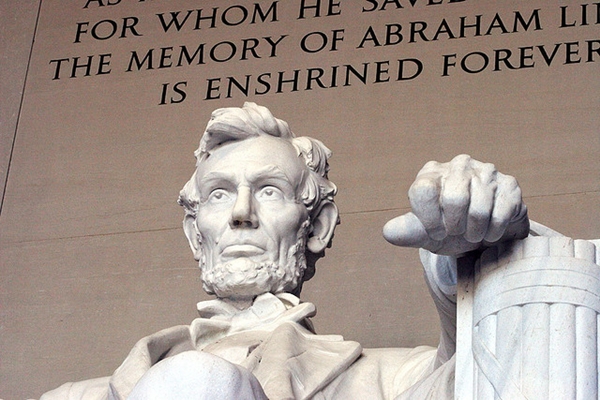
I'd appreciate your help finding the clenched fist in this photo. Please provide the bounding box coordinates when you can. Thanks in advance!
[383,155,529,256]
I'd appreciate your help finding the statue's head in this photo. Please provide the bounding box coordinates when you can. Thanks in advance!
[179,102,338,304]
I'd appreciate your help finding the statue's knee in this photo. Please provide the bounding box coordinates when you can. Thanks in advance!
[129,351,266,399]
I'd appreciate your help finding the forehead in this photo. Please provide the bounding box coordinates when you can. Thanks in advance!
[196,135,306,184]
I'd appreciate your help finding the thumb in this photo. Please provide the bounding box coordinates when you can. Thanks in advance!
[383,212,431,248]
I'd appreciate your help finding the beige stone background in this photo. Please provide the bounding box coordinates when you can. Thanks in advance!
[1,0,598,398]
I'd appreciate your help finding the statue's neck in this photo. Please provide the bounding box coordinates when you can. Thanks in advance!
[220,296,255,311]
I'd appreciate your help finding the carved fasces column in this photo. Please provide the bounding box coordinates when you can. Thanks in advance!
[455,236,600,399]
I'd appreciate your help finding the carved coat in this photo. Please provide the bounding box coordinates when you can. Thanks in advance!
[41,291,455,399]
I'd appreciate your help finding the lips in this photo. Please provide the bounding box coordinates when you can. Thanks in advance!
[220,244,266,258]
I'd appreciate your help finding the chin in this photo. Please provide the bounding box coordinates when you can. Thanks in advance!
[201,256,303,300]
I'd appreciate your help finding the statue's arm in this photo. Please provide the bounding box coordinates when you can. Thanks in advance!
[420,250,457,367]
[383,155,530,365]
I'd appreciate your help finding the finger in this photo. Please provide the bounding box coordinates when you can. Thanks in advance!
[485,173,522,243]
[501,204,530,241]
[419,160,443,175]
[465,162,497,243]
[383,212,441,251]
[409,172,445,241]
[440,154,472,236]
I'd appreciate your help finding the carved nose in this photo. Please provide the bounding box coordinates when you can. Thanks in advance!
[229,187,258,229]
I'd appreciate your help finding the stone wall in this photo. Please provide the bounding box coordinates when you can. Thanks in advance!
[1,1,598,398]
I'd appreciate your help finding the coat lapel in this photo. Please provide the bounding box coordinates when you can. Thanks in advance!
[108,325,196,399]
[244,322,362,400]
[108,317,232,398]
[107,294,360,400]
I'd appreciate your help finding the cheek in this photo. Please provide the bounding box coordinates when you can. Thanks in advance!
[197,209,230,238]
[261,205,307,239]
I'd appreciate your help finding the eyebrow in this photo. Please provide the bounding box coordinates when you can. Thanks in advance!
[199,165,294,187]
[248,165,292,184]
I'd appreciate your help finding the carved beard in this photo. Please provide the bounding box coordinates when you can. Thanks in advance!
[199,221,310,300]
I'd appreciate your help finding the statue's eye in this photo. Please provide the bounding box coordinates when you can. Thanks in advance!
[257,186,283,201]
[208,189,231,204]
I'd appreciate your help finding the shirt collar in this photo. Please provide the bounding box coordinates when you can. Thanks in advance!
[193,292,316,338]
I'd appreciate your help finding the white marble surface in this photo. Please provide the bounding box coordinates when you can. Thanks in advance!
[41,104,595,399]
[456,236,600,399]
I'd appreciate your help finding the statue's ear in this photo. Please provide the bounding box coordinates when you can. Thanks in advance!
[183,215,202,260]
[307,202,339,254]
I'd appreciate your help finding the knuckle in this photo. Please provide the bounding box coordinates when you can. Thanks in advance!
[420,160,441,174]
[452,154,472,163]
[449,154,472,172]
[504,174,518,189]
[477,163,497,184]
[410,176,438,196]
[481,162,497,175]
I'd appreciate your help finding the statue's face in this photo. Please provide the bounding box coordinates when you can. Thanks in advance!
[194,135,310,300]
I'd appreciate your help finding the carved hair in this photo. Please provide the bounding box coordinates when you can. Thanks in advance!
[178,102,338,285]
